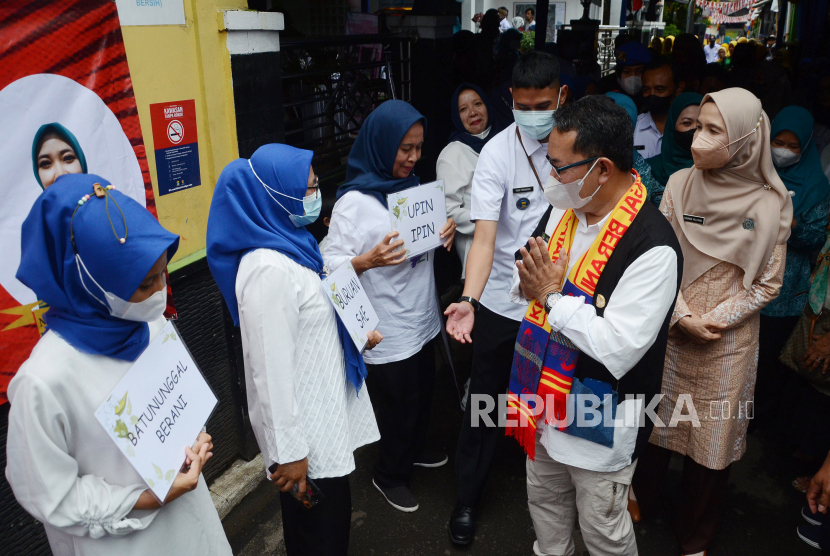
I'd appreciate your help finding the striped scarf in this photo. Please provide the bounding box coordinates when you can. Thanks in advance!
[506,175,647,459]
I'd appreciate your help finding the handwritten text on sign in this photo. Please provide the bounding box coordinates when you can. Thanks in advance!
[322,262,380,352]
[95,321,217,503]
[387,180,447,259]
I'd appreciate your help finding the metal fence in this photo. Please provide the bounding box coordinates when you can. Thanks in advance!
[280,33,414,191]
[596,23,666,76]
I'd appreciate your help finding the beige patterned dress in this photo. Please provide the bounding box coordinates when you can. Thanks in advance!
[649,186,786,470]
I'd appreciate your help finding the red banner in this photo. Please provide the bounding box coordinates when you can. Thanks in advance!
[0,0,157,403]
[696,0,752,13]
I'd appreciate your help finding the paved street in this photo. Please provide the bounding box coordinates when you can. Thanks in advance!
[223,362,822,556]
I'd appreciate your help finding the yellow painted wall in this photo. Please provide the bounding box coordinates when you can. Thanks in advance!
[121,0,247,265]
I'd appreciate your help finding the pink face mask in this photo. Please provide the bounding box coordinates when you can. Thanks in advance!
[690,118,761,170]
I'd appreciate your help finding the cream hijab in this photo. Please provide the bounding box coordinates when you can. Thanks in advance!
[669,88,793,291]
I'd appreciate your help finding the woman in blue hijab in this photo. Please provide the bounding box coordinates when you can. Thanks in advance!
[325,100,456,513]
[206,143,382,556]
[604,92,665,206]
[32,122,88,189]
[7,173,230,556]
[756,106,830,424]
[439,83,500,276]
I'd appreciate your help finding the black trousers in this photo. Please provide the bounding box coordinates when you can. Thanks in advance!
[754,314,801,424]
[632,443,731,554]
[366,338,437,488]
[455,304,521,507]
[280,475,352,556]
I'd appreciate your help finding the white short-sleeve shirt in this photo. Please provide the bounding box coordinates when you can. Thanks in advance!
[470,123,551,321]
[634,112,663,160]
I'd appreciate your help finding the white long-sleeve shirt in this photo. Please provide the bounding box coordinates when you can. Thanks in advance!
[704,43,721,64]
[236,249,379,478]
[510,205,678,472]
[437,135,487,275]
[323,191,441,364]
[5,318,231,556]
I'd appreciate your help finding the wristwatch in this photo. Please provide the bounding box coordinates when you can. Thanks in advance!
[544,291,563,313]
[458,296,481,312]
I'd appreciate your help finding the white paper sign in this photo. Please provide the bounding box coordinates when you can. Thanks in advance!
[94,321,217,502]
[115,0,186,26]
[322,262,380,352]
[387,180,448,259]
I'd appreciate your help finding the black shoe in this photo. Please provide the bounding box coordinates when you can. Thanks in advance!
[372,478,419,512]
[798,524,822,549]
[449,501,476,545]
[803,505,827,527]
[414,450,448,468]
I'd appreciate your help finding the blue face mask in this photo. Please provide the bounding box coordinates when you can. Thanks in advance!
[512,88,562,141]
[289,189,322,227]
[249,159,322,228]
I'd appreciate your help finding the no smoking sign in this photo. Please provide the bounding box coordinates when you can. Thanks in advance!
[149,99,201,196]
[166,120,184,144]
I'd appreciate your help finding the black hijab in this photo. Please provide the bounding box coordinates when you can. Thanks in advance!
[448,83,502,154]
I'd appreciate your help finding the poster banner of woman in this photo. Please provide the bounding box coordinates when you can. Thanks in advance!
[0,0,159,403]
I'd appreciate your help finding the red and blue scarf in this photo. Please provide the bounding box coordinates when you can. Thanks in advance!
[507,175,646,459]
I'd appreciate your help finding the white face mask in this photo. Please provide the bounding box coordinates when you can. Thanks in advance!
[248,160,320,228]
[543,159,601,210]
[76,254,167,322]
[619,75,642,96]
[771,146,801,168]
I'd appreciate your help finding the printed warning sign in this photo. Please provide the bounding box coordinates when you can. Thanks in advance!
[149,99,201,196]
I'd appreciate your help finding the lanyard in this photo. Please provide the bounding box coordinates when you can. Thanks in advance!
[516,127,543,190]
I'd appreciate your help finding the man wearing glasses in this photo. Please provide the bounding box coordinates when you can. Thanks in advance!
[508,95,682,555]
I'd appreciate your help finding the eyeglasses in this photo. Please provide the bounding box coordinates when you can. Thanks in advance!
[546,155,599,181]
[309,176,319,190]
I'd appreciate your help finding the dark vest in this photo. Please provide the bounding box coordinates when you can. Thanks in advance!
[573,201,683,462]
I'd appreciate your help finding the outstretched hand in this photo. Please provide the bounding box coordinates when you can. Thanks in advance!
[445,302,475,344]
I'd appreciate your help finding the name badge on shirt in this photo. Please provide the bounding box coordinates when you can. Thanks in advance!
[683,214,705,225]
[513,186,534,194]
[634,145,645,151]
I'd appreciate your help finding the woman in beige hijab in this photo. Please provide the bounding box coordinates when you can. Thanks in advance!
[629,88,793,556]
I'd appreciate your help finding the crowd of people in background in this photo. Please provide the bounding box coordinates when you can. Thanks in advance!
[7,10,830,556]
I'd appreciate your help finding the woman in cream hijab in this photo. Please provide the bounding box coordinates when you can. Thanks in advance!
[629,88,792,556]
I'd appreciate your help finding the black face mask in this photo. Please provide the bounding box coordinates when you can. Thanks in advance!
[673,128,696,153]
[641,94,673,116]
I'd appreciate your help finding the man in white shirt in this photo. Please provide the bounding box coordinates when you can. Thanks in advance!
[444,50,567,545]
[634,59,685,159]
[703,35,720,64]
[498,7,512,32]
[512,95,681,556]
[525,7,536,31]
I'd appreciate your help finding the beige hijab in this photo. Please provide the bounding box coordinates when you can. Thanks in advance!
[669,88,793,291]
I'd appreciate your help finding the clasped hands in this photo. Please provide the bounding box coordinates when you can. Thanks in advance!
[673,313,727,345]
[517,237,568,306]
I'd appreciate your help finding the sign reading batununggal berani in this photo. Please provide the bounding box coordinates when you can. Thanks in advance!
[95,320,217,503]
